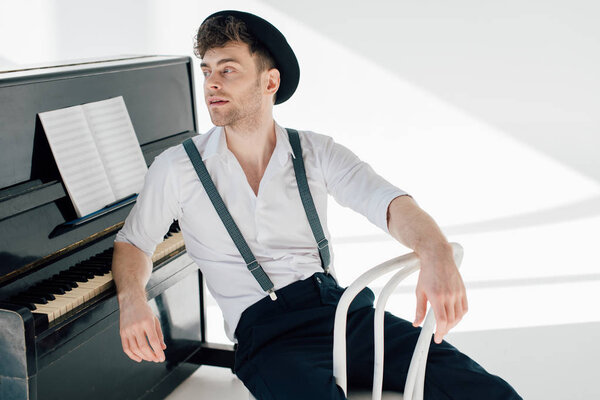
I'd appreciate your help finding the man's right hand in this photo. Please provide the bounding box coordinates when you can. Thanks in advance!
[119,297,167,363]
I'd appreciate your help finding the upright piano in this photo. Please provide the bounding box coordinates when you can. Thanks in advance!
[0,55,235,400]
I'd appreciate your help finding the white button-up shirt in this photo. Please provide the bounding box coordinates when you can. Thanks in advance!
[114,121,409,342]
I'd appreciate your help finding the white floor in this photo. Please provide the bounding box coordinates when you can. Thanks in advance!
[166,321,600,400]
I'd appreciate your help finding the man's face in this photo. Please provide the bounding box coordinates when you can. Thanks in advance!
[200,42,266,127]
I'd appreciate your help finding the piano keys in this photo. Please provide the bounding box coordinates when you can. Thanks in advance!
[8,223,184,329]
[0,55,234,400]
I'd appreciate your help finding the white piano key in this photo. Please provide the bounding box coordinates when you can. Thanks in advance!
[30,234,184,323]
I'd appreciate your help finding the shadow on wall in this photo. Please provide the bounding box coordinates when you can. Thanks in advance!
[334,194,600,244]
[260,0,600,184]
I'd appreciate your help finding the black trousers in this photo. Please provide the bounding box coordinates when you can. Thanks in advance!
[234,272,522,400]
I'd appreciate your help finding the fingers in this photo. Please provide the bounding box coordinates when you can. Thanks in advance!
[121,335,142,362]
[120,316,166,363]
[444,301,455,336]
[452,299,463,330]
[129,333,147,362]
[432,301,447,344]
[146,319,166,362]
[135,332,161,362]
[433,292,468,344]
[413,289,428,327]
[155,315,167,350]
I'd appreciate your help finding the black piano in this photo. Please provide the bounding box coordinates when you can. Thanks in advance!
[0,55,235,400]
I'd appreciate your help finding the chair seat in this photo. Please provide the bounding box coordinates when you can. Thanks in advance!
[347,390,403,399]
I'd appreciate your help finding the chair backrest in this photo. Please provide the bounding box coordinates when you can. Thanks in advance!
[333,242,464,400]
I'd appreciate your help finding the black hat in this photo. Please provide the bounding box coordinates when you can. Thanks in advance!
[201,10,300,105]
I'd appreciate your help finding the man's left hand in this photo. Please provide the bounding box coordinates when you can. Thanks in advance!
[412,247,468,344]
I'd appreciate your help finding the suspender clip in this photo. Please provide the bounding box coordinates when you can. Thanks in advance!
[247,260,260,271]
[267,288,277,301]
[317,238,329,250]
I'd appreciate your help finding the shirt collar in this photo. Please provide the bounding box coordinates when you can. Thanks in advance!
[202,122,296,166]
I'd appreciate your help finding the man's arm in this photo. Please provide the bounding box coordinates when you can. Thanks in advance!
[386,195,468,344]
[111,150,181,363]
[112,241,166,363]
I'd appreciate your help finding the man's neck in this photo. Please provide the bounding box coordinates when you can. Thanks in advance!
[223,117,277,170]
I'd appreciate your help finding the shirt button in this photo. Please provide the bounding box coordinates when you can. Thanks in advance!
[316,276,322,284]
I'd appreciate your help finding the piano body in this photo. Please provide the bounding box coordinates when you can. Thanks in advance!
[0,55,235,400]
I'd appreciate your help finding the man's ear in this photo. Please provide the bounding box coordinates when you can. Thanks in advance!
[265,68,280,99]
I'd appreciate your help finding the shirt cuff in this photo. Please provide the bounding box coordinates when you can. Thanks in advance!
[114,230,155,259]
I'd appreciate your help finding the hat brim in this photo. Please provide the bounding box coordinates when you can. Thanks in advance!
[202,10,300,105]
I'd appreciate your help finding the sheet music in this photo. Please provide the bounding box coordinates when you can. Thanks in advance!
[38,106,116,217]
[82,97,147,199]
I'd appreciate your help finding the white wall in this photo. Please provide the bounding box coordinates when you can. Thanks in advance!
[2,1,599,398]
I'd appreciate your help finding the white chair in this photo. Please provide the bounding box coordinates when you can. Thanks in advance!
[249,242,464,400]
[333,242,464,400]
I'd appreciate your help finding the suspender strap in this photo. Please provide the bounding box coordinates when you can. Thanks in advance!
[286,128,331,273]
[182,138,277,299]
[181,128,331,299]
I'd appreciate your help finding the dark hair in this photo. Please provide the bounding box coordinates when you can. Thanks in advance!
[194,15,277,74]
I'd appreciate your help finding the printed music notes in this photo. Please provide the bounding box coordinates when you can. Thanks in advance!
[38,96,147,217]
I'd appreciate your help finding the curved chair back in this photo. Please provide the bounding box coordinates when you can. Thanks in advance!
[333,242,464,400]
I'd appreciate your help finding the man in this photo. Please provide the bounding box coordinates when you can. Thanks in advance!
[112,10,522,399]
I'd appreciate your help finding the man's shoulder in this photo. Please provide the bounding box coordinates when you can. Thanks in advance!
[152,127,217,166]
[288,127,334,149]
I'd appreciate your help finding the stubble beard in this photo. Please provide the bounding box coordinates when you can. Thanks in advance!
[209,77,263,130]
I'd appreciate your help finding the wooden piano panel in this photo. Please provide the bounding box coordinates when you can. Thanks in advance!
[34,260,203,400]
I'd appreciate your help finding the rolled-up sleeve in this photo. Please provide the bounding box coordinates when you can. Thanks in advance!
[320,135,412,235]
[114,150,182,258]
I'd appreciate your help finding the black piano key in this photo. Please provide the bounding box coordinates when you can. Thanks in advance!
[74,261,105,268]
[85,260,111,268]
[64,269,95,279]
[33,284,66,295]
[9,299,37,311]
[49,278,78,288]
[13,294,48,304]
[68,268,96,277]
[79,261,111,270]
[24,289,56,301]
[57,272,89,282]
[73,264,106,273]
[39,280,72,291]
[82,259,109,265]
[71,266,106,276]
[91,266,111,274]
[92,264,111,273]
